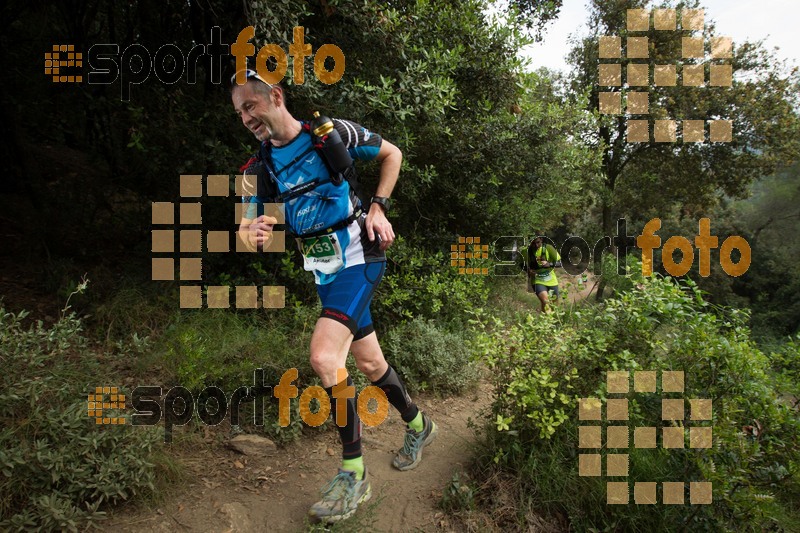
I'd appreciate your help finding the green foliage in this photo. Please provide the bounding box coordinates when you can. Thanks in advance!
[383,317,480,395]
[625,161,800,341]
[503,0,564,41]
[153,306,329,445]
[158,307,318,389]
[597,251,639,295]
[440,473,477,512]
[770,336,800,406]
[728,162,800,339]
[91,282,177,344]
[474,260,800,531]
[0,308,166,531]
[373,236,489,330]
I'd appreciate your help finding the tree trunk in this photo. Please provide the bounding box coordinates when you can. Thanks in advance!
[596,197,615,302]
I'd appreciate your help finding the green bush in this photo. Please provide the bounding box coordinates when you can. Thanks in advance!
[383,317,480,395]
[770,335,800,404]
[0,308,165,531]
[473,261,800,531]
[155,306,319,389]
[90,282,176,344]
[373,236,489,331]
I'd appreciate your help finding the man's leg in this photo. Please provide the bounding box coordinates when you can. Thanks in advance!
[351,332,437,470]
[536,285,550,312]
[550,284,561,303]
[310,317,353,387]
[310,317,363,468]
[351,333,415,422]
[308,264,383,524]
[307,317,371,524]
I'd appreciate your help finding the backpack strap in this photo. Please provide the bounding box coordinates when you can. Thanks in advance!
[259,140,328,203]
[306,121,367,208]
[527,243,562,270]
[255,122,364,206]
[296,206,364,239]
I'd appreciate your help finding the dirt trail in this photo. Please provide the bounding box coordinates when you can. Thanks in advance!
[567,274,597,303]
[106,383,492,533]
[523,272,597,306]
[106,275,594,532]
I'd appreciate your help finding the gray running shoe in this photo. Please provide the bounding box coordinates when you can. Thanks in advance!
[308,468,371,524]
[393,414,438,471]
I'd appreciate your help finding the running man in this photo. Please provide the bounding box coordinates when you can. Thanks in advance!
[524,234,562,313]
[231,70,437,524]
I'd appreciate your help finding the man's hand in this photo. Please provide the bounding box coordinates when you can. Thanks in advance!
[239,215,278,252]
[367,139,401,251]
[365,203,395,251]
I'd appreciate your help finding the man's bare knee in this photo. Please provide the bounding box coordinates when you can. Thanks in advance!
[310,350,338,377]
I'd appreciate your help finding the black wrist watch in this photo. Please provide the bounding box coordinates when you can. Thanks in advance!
[370,196,391,213]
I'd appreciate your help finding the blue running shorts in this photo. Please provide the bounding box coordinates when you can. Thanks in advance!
[317,261,385,340]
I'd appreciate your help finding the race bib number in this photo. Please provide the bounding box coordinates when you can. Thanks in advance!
[536,270,554,282]
[299,235,344,274]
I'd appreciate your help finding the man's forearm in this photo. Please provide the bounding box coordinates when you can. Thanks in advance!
[373,141,402,198]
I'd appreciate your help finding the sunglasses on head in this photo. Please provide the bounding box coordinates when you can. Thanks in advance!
[230,69,274,88]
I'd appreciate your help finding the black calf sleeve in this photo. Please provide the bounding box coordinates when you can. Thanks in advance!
[371,366,419,423]
[325,377,362,460]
